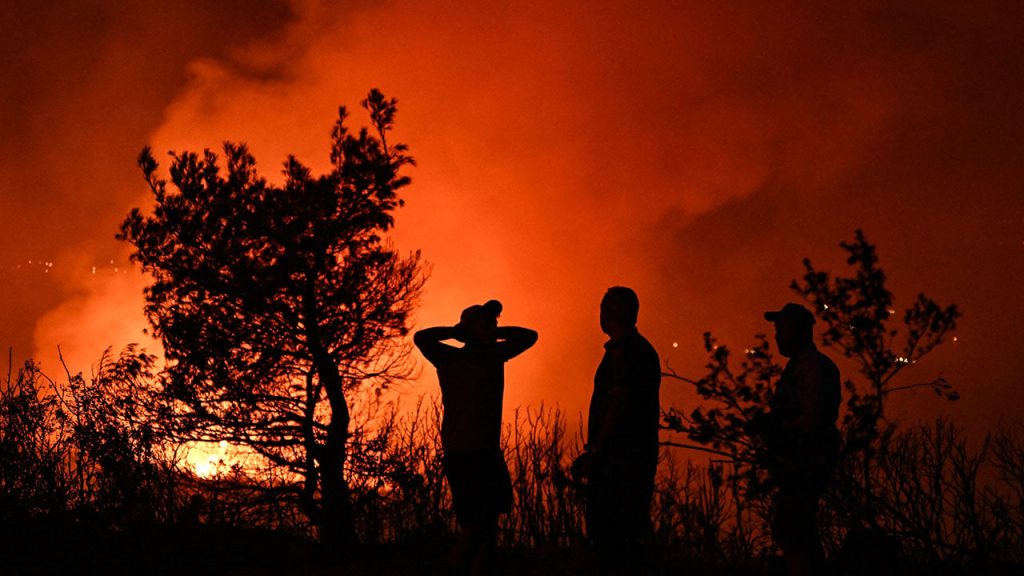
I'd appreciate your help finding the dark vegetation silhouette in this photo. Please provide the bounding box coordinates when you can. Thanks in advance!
[2,355,1023,573]
[117,89,425,548]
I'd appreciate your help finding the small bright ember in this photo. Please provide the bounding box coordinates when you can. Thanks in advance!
[195,460,215,478]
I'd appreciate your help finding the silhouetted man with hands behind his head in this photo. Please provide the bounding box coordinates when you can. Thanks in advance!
[414,300,537,576]
[755,303,841,576]
[572,287,661,575]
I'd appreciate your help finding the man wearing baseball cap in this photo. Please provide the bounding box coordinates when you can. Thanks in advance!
[760,303,841,576]
[414,300,537,575]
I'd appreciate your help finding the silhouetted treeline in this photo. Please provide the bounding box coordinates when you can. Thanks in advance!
[2,354,1023,573]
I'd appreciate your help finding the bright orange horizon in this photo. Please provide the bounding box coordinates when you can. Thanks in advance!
[2,1,1022,442]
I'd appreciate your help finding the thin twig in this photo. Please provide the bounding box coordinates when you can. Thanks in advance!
[660,441,734,458]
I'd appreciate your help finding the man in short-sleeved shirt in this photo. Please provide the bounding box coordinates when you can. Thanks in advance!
[414,300,537,575]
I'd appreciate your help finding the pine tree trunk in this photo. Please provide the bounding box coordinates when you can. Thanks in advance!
[320,389,354,548]
[303,275,356,548]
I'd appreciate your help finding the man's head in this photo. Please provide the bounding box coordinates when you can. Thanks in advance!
[457,299,502,344]
[764,303,815,357]
[600,286,639,338]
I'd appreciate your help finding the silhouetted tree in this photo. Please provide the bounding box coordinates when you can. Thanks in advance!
[792,229,960,457]
[662,334,778,474]
[661,333,779,547]
[663,230,960,546]
[792,229,960,542]
[118,89,425,546]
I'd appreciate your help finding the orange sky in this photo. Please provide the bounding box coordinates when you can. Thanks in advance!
[2,0,1022,441]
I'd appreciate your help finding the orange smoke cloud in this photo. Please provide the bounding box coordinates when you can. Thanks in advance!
[14,0,1024,437]
[32,258,158,376]
[138,1,907,414]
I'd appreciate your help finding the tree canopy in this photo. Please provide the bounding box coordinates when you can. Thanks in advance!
[118,89,425,542]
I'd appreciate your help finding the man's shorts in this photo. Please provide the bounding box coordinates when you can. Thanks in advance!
[442,448,513,524]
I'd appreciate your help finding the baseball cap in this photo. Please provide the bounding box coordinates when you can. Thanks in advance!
[764,303,816,326]
[460,299,502,324]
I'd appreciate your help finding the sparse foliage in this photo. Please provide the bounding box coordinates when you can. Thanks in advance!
[662,334,779,499]
[792,229,961,456]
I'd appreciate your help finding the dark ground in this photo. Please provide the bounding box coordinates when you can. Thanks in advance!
[0,519,751,576]
[2,520,1018,575]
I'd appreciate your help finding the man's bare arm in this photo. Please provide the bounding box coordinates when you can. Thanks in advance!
[496,326,538,360]
[414,326,461,365]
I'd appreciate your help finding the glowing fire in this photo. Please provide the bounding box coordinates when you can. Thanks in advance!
[188,440,232,478]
